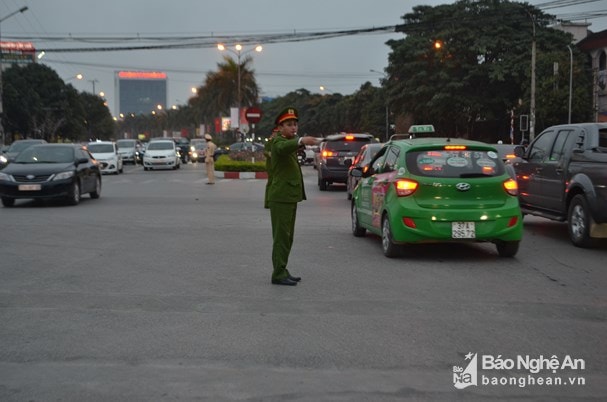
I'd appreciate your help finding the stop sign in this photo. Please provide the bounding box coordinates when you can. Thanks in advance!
[244,107,263,124]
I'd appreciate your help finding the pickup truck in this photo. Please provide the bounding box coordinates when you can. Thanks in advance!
[512,123,607,247]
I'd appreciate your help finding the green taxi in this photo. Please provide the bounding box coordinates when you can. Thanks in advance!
[350,137,523,257]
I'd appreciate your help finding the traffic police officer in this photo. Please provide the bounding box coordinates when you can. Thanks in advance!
[266,107,321,286]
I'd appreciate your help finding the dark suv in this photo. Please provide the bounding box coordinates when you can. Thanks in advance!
[317,133,375,191]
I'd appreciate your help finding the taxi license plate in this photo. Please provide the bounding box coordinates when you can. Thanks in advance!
[452,222,475,238]
[18,184,41,191]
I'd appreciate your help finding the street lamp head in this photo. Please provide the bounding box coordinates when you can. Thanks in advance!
[217,43,226,51]
[235,44,242,52]
[255,45,263,53]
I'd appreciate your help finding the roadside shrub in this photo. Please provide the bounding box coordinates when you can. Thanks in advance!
[215,154,266,172]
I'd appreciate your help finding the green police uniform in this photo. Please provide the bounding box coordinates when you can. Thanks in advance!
[267,119,306,282]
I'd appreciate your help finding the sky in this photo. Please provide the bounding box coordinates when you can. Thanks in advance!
[1,0,606,117]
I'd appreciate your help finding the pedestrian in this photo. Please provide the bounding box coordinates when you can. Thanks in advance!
[204,133,217,185]
[266,107,321,286]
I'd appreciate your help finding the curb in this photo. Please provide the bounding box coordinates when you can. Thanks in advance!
[215,171,268,180]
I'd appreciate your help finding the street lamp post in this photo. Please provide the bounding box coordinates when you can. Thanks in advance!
[217,43,262,134]
[370,69,390,142]
[0,6,29,145]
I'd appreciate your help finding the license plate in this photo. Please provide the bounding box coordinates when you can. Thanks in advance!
[452,222,475,238]
[18,184,41,191]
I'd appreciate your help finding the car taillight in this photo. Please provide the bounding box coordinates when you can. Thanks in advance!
[394,179,418,196]
[345,135,354,140]
[503,178,518,196]
[322,150,334,158]
[444,145,467,150]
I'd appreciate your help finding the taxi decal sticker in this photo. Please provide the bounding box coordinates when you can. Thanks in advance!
[487,151,498,159]
[446,156,468,168]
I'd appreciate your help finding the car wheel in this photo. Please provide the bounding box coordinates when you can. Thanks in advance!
[351,203,366,237]
[66,181,81,206]
[496,240,519,257]
[318,177,328,191]
[381,213,400,258]
[90,175,101,199]
[568,194,597,248]
[1,197,15,207]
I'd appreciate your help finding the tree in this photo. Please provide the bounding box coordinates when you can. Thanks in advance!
[3,63,114,143]
[385,0,590,139]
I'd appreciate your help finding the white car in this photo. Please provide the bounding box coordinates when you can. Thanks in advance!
[143,140,181,170]
[116,139,138,164]
[87,141,123,174]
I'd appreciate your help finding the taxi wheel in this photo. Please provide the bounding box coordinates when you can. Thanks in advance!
[351,203,366,237]
[382,214,401,258]
[496,240,519,258]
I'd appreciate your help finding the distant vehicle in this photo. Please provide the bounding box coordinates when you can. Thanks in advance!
[173,137,190,164]
[228,142,264,152]
[346,143,383,200]
[190,142,208,163]
[317,133,376,191]
[116,139,138,164]
[2,139,47,168]
[512,123,607,247]
[143,140,181,170]
[351,137,522,257]
[87,141,123,175]
[0,143,101,207]
[492,143,521,163]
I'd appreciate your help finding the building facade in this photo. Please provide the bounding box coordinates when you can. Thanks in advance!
[114,71,167,117]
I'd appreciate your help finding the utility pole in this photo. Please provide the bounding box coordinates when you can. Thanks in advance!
[529,12,537,141]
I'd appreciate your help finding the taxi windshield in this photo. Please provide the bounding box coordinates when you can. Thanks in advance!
[406,149,505,178]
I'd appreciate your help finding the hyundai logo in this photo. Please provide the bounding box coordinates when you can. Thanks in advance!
[455,183,471,191]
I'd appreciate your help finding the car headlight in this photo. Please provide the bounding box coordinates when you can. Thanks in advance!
[0,155,7,164]
[0,172,13,181]
[53,171,75,181]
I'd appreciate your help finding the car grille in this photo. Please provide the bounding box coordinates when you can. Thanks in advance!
[12,174,52,183]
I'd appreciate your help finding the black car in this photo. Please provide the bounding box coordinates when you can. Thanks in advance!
[0,143,101,207]
[173,137,191,163]
[346,142,383,200]
[1,139,47,169]
[317,133,376,191]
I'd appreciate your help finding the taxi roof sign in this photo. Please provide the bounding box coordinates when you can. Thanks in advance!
[408,125,435,134]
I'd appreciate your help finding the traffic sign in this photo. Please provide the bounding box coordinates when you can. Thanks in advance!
[244,107,263,124]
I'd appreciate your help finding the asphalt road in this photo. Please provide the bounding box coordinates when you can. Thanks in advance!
[0,162,605,401]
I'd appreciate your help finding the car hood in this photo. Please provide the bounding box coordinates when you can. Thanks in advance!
[145,150,175,156]
[2,162,75,176]
[91,152,116,159]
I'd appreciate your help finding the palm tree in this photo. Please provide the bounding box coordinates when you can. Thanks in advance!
[205,55,259,116]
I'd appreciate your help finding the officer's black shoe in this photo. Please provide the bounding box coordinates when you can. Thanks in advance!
[288,275,301,282]
[271,278,298,286]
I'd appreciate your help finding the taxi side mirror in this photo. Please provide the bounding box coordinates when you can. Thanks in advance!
[350,167,363,177]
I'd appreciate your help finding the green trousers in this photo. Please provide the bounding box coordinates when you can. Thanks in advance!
[269,201,297,280]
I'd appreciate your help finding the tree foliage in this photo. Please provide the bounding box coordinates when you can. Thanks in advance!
[385,0,592,140]
[3,63,114,142]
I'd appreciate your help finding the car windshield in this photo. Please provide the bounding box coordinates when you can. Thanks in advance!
[8,141,43,153]
[88,143,114,153]
[15,146,74,164]
[326,139,370,152]
[117,140,136,149]
[147,142,174,150]
[406,149,505,178]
